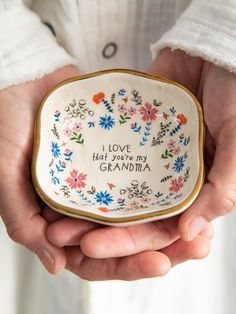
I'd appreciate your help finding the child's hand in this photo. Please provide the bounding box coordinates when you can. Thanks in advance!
[0,65,80,274]
[149,48,236,240]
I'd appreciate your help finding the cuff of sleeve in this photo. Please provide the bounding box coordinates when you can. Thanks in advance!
[0,5,77,89]
[150,0,236,73]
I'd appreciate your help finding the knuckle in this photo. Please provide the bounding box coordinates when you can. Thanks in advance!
[6,221,25,245]
[209,179,236,218]
[216,193,236,217]
[196,242,211,259]
[67,266,92,281]
[79,273,93,281]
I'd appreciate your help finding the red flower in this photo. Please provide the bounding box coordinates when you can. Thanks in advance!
[169,176,184,193]
[93,92,105,104]
[66,170,87,189]
[163,112,169,120]
[177,114,187,124]
[139,102,158,121]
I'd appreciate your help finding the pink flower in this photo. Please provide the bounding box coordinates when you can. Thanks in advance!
[130,200,139,207]
[173,147,181,155]
[128,107,137,116]
[167,139,176,149]
[169,176,184,193]
[141,196,151,203]
[63,127,72,137]
[139,102,158,121]
[118,104,127,112]
[66,170,87,189]
[73,122,83,132]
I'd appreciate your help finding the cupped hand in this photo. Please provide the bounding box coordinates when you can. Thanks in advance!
[149,48,236,240]
[0,65,80,274]
[47,210,212,280]
[45,50,219,280]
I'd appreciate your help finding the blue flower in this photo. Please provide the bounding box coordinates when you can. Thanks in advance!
[95,191,113,205]
[99,115,115,130]
[172,156,185,173]
[51,142,61,158]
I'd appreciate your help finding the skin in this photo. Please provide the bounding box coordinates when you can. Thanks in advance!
[48,48,236,279]
[2,47,228,280]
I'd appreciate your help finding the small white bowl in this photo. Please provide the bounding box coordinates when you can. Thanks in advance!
[32,69,204,226]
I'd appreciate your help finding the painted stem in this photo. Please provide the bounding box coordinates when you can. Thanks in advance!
[76,189,93,204]
[102,99,113,113]
[140,121,152,146]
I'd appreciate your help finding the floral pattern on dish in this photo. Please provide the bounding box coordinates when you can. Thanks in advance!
[44,85,196,215]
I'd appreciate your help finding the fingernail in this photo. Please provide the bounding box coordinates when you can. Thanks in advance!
[37,248,55,269]
[188,216,208,240]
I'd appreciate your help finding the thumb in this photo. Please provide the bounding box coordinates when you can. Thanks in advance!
[0,176,66,274]
[148,48,204,95]
[178,118,236,240]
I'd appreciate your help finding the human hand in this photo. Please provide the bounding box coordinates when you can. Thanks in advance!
[0,65,81,274]
[0,63,196,280]
[149,48,236,240]
[47,210,212,280]
[45,52,216,280]
[64,222,213,280]
[0,62,211,280]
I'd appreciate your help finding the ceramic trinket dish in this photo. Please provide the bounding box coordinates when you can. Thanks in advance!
[32,69,204,226]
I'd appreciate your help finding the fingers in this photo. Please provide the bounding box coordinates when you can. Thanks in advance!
[161,224,213,267]
[161,235,211,267]
[0,178,66,274]
[64,221,213,281]
[47,216,179,259]
[41,206,66,223]
[47,217,98,247]
[179,120,236,241]
[148,48,204,94]
[65,228,212,281]
[65,246,171,281]
[199,222,214,240]
[79,217,179,258]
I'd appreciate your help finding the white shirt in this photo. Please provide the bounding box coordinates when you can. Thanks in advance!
[0,0,236,89]
[1,1,236,314]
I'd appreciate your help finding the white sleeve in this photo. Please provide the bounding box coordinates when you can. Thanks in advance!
[151,0,236,73]
[0,0,77,89]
